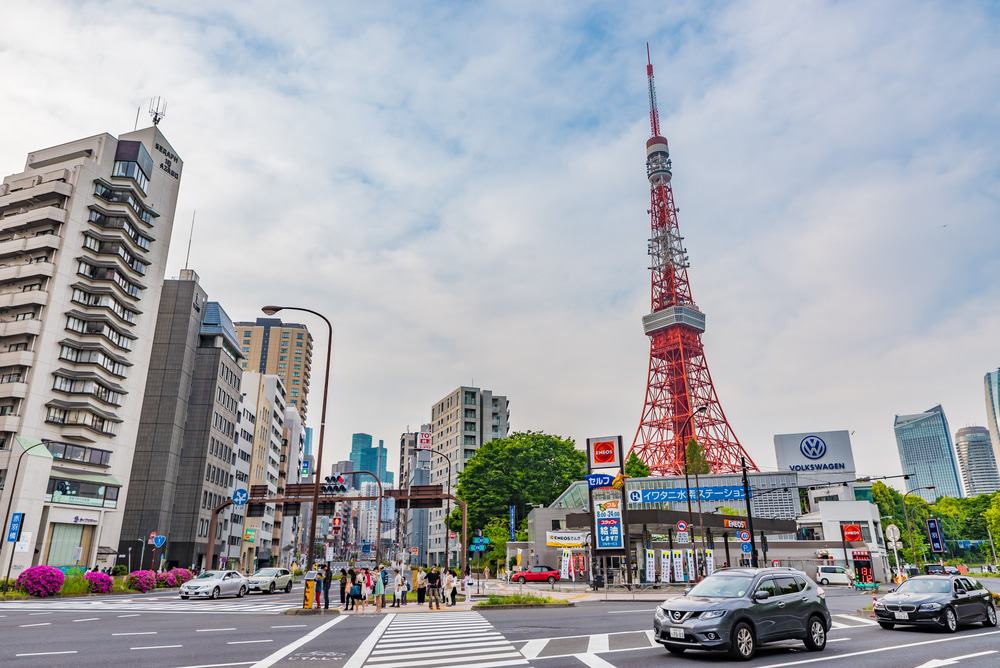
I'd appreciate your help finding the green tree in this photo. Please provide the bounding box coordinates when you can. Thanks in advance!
[684,439,710,475]
[717,505,740,516]
[454,431,587,533]
[481,516,527,571]
[624,452,650,478]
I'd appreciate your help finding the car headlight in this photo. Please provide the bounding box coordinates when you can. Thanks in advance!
[655,608,667,619]
[701,610,727,620]
[919,603,942,611]
[873,600,885,609]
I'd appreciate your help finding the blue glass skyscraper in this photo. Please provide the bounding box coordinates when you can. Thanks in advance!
[349,433,393,485]
[985,370,1000,467]
[894,405,964,501]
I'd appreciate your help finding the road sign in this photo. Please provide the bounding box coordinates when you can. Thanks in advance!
[741,542,753,554]
[675,531,691,544]
[676,520,688,533]
[888,540,902,549]
[152,534,167,549]
[842,524,863,542]
[7,512,24,542]
[232,488,249,507]
[148,531,157,545]
[243,528,257,543]
[737,530,751,543]
[926,518,945,553]
[885,524,901,542]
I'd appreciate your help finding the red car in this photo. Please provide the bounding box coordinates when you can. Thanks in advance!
[511,565,560,584]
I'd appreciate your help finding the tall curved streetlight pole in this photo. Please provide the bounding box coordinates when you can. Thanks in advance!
[2,440,45,591]
[262,305,332,569]
[903,486,935,572]
[415,447,454,572]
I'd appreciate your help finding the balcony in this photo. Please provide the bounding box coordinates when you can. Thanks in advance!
[0,233,61,260]
[0,178,72,209]
[0,381,27,400]
[0,289,49,310]
[0,261,55,285]
[0,415,21,432]
[0,351,35,368]
[0,319,42,338]
[0,206,67,234]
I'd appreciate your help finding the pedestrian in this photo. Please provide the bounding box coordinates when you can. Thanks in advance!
[380,565,389,608]
[314,565,325,609]
[373,566,385,613]
[426,567,442,610]
[358,568,371,614]
[416,568,427,605]
[484,565,491,581]
[322,564,333,610]
[346,569,359,611]
[339,568,348,607]
[446,569,458,606]
[392,568,404,607]
[464,570,475,598]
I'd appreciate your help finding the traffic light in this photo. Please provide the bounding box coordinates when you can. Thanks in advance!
[321,475,347,495]
[332,517,342,533]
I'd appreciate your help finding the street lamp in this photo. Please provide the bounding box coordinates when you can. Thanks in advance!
[262,305,333,569]
[1,440,46,591]
[903,486,935,572]
[679,407,708,558]
[415,447,453,572]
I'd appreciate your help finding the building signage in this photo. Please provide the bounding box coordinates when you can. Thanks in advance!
[509,504,516,541]
[243,528,257,544]
[560,549,571,579]
[418,431,432,447]
[705,548,715,575]
[774,430,856,474]
[7,512,24,543]
[72,515,98,525]
[723,519,747,529]
[627,486,748,503]
[545,531,588,548]
[645,549,656,583]
[926,518,945,553]
[586,436,622,471]
[842,524,863,542]
[585,473,614,489]
[593,499,624,550]
[672,549,684,581]
[660,549,671,583]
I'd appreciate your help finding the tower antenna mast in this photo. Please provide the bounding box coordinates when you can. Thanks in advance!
[646,43,660,137]
[183,210,196,271]
[149,96,167,126]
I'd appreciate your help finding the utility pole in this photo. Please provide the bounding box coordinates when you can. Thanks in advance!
[987,525,998,568]
[741,457,757,567]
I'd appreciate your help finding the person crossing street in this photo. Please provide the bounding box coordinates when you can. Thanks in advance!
[426,567,442,610]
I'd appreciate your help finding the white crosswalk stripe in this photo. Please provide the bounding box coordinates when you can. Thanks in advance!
[0,599,294,614]
[360,612,529,667]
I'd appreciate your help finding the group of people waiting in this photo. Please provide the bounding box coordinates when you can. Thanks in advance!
[309,564,473,612]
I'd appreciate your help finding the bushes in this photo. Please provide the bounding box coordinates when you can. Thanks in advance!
[59,569,91,596]
[111,564,128,577]
[156,570,179,588]
[85,570,113,594]
[126,570,157,593]
[16,565,64,598]
[170,568,193,585]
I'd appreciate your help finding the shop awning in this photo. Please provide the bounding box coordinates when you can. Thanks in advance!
[51,467,122,487]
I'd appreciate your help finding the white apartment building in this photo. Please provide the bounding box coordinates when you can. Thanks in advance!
[225,393,256,566]
[427,386,509,566]
[276,405,305,565]
[240,372,284,570]
[0,127,181,575]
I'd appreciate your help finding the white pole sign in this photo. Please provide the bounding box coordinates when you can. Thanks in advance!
[660,549,671,583]
[645,549,656,583]
[672,549,684,582]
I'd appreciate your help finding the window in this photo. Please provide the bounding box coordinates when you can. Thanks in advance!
[44,441,112,467]
[7,343,27,352]
[59,344,128,377]
[46,477,120,508]
[87,209,152,250]
[775,577,801,595]
[755,578,779,597]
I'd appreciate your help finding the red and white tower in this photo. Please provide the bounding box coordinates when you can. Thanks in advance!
[630,47,758,476]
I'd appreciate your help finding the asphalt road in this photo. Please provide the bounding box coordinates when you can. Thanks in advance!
[0,584,996,668]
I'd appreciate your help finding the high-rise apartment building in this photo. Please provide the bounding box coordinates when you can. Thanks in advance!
[954,426,1000,496]
[226,392,255,567]
[427,386,509,565]
[274,405,305,563]
[235,318,312,418]
[986,369,1000,467]
[398,426,431,564]
[894,405,964,501]
[118,271,243,569]
[241,372,284,569]
[0,127,181,576]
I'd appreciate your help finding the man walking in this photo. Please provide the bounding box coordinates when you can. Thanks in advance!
[426,567,442,610]
[322,564,333,610]
[392,568,404,608]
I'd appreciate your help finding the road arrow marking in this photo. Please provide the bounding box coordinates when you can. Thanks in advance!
[914,650,997,668]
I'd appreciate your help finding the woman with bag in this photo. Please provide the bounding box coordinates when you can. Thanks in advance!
[346,568,359,611]
[358,567,372,614]
[392,568,404,608]
[373,567,385,613]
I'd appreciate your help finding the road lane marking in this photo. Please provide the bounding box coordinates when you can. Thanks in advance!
[118,613,141,617]
[342,613,396,668]
[196,627,237,632]
[827,638,850,643]
[228,639,274,644]
[28,612,52,615]
[271,624,307,628]
[830,621,851,629]
[574,654,617,668]
[72,617,100,622]
[755,629,1000,668]
[367,646,525,662]
[113,631,157,635]
[586,634,610,654]
[370,640,511,655]
[18,622,51,627]
[131,644,183,650]
[15,650,78,657]
[175,663,255,668]
[834,614,877,626]
[521,639,548,659]
[607,608,656,614]
[251,614,350,668]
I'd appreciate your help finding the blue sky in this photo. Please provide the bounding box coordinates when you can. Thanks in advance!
[2,1,998,484]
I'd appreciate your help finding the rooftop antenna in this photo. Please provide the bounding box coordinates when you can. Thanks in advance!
[183,210,196,270]
[133,104,141,131]
[149,96,167,126]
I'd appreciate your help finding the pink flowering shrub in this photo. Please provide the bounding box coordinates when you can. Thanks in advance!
[16,565,64,597]
[156,570,178,588]
[169,568,193,585]
[84,570,112,594]
[125,570,157,593]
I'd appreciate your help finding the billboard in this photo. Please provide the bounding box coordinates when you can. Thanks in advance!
[774,430,856,475]
[593,499,624,550]
[587,435,622,471]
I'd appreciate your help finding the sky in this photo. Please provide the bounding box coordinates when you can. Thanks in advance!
[2,1,998,488]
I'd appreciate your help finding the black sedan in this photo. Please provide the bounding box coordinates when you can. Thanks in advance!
[874,575,997,632]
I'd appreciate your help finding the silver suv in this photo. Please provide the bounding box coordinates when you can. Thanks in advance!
[653,567,831,660]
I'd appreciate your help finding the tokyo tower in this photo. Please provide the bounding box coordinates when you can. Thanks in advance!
[629,47,758,476]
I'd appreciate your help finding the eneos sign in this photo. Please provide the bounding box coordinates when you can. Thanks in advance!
[842,524,863,542]
[587,435,622,470]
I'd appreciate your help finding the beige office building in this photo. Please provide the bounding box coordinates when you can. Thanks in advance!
[240,372,284,569]
[0,127,181,575]
[427,386,509,565]
[235,319,313,419]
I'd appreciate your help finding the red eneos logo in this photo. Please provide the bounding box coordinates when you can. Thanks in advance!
[842,524,863,542]
[593,441,616,464]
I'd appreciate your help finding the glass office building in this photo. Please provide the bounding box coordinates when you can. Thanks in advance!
[986,370,1000,467]
[894,405,964,501]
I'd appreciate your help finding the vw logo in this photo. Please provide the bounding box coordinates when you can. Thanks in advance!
[800,435,827,460]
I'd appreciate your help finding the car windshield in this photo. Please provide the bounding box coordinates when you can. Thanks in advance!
[196,571,223,579]
[896,579,951,594]
[687,575,753,598]
[255,569,278,576]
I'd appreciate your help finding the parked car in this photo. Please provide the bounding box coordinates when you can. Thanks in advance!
[924,564,946,575]
[179,570,247,599]
[511,565,560,584]
[246,567,293,594]
[653,567,831,660]
[815,565,854,586]
[874,575,997,632]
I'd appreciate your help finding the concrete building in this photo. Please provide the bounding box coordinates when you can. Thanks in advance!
[349,432,393,485]
[118,271,243,570]
[240,372,284,569]
[954,426,1000,496]
[226,391,255,566]
[235,318,312,419]
[274,405,305,565]
[986,369,1000,468]
[894,405,964,501]
[428,386,509,565]
[397,427,431,564]
[0,127,182,576]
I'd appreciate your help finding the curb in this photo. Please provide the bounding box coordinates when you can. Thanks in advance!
[473,602,575,610]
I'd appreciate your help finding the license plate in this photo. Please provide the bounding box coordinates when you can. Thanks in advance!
[893,612,908,620]
[669,627,685,639]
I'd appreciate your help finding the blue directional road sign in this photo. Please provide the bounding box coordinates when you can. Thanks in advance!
[152,534,167,549]
[926,518,945,553]
[741,542,753,554]
[7,512,24,542]
[232,488,249,507]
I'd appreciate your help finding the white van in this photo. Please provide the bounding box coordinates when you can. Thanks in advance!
[815,565,854,585]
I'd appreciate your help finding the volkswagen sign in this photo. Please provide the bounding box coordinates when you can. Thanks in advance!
[774,430,856,476]
[800,435,827,460]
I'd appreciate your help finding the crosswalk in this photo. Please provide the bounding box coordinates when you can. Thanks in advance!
[354,611,529,668]
[0,598,296,614]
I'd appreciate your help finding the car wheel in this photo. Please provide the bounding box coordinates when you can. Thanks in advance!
[180,595,189,600]
[878,622,895,630]
[547,576,555,584]
[269,582,276,594]
[238,586,246,598]
[211,587,220,600]
[285,581,293,593]
[819,578,829,586]
[666,646,686,655]
[518,577,526,584]
[728,622,755,661]
[941,607,958,633]
[984,603,997,627]
[803,616,827,651]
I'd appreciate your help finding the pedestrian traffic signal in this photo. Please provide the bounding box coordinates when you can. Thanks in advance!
[321,475,347,494]
[332,517,342,532]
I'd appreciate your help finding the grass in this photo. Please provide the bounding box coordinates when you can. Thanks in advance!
[478,593,570,607]
[58,569,91,596]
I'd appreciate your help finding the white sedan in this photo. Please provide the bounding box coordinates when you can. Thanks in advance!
[246,567,293,594]
[180,570,247,599]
